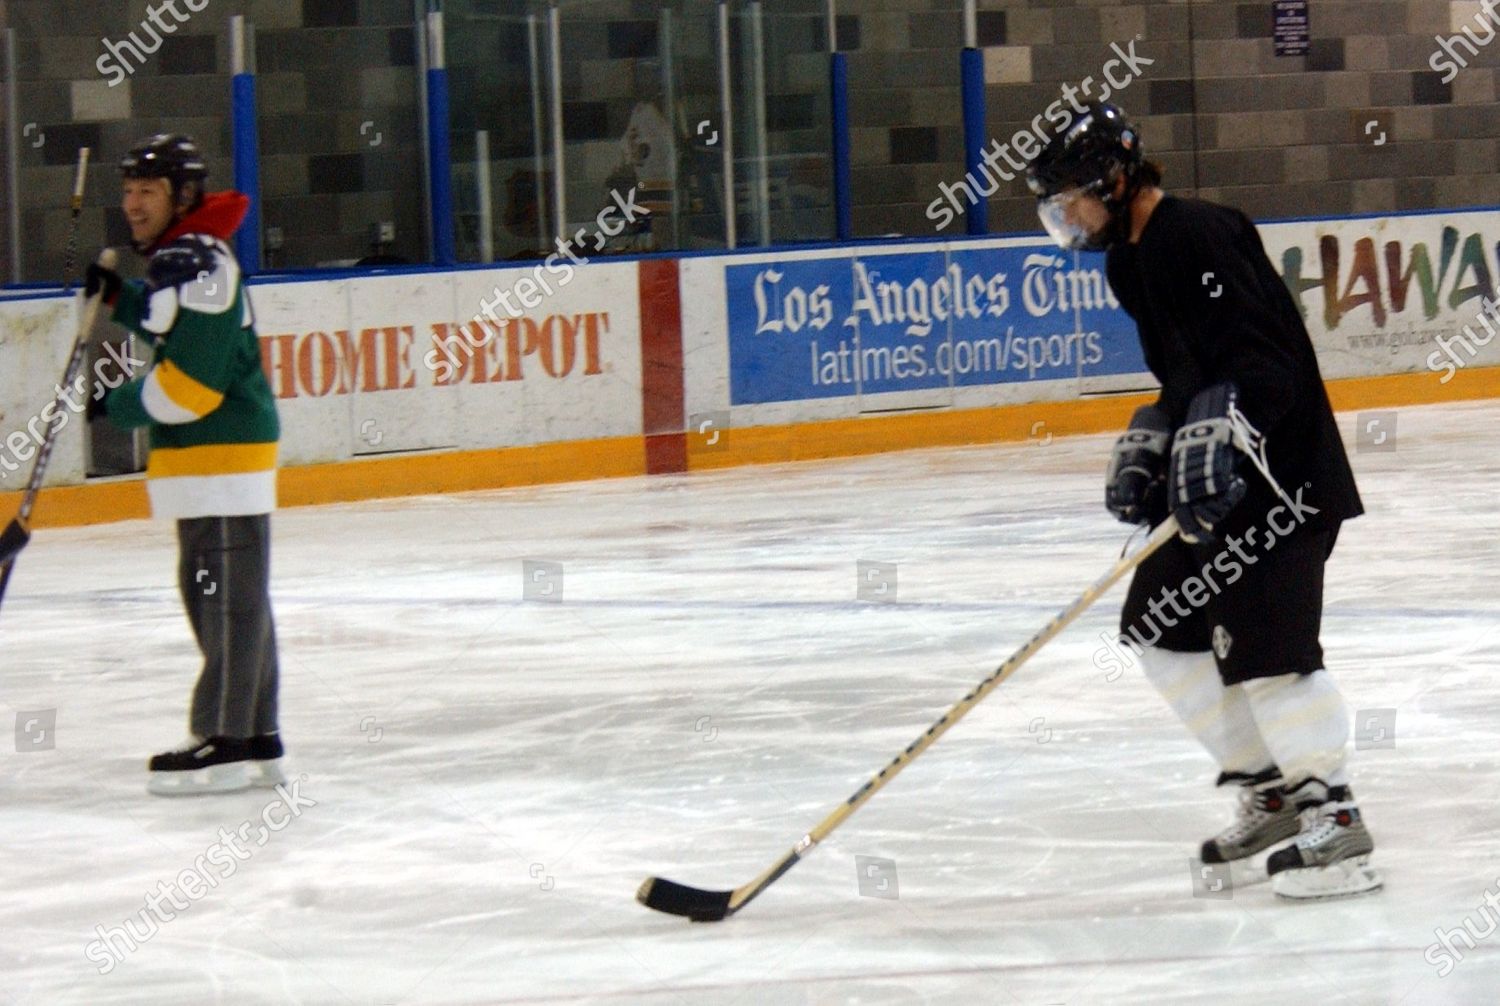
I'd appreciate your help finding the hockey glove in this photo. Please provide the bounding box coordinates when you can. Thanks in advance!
[84,262,122,305]
[1168,383,1248,543]
[1105,404,1171,525]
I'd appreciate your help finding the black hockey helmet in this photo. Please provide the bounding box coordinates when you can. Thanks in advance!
[1025,103,1144,250]
[120,133,207,211]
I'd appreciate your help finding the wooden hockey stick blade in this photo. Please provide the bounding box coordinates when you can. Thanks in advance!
[637,516,1181,921]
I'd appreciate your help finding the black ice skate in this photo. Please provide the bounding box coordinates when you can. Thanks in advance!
[147,736,253,796]
[1267,780,1382,900]
[1200,768,1300,866]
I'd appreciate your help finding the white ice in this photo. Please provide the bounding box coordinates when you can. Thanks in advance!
[3,400,1499,1006]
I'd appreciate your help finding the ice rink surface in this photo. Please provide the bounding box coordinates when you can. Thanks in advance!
[3,400,1499,1005]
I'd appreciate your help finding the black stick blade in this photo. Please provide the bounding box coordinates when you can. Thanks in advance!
[0,519,31,566]
[636,877,734,922]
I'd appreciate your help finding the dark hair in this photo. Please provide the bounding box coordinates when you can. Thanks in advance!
[1138,160,1164,187]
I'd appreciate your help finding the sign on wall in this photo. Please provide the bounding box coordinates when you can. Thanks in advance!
[723,244,1148,407]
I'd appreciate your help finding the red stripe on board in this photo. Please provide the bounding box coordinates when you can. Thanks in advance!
[638,258,687,474]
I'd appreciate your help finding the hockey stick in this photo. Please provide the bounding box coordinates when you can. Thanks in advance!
[0,247,119,605]
[62,147,91,285]
[637,514,1181,922]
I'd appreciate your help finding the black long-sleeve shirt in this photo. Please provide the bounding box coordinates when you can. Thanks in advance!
[1105,195,1362,531]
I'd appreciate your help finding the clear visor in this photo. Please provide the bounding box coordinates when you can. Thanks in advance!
[1036,189,1098,251]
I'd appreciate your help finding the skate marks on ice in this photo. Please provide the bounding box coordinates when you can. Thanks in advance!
[3,401,1500,1002]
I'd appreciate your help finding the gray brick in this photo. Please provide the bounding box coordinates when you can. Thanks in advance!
[1344,35,1391,72]
[850,88,914,127]
[1395,140,1456,178]
[1435,174,1500,208]
[1453,67,1498,104]
[1406,0,1453,34]
[1012,9,1060,46]
[1200,148,1285,187]
[1323,71,1373,109]
[1154,150,1199,190]
[1297,3,1378,39]
[1327,144,1401,181]
[1395,177,1437,210]
[848,50,957,89]
[36,36,99,81]
[854,13,910,52]
[1193,39,1263,78]
[1432,103,1500,138]
[907,10,963,49]
[1146,4,1194,42]
[1098,7,1147,46]
[263,193,340,237]
[1453,137,1500,172]
[1284,145,1330,183]
[850,125,893,166]
[1350,178,1392,215]
[260,153,310,197]
[1389,105,1435,141]
[1369,71,1414,105]
[257,73,308,116]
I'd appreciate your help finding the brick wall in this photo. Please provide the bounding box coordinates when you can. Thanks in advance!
[1,0,1495,280]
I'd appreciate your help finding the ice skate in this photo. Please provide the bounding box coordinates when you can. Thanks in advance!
[1199,768,1300,865]
[147,736,254,796]
[1268,783,1382,900]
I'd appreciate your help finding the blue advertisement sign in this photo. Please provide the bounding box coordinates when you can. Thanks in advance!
[725,244,1148,406]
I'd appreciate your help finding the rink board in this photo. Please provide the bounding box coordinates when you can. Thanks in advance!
[2,205,1500,524]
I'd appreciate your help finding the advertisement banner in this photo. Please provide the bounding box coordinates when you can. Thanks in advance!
[724,241,1148,407]
[1260,209,1500,382]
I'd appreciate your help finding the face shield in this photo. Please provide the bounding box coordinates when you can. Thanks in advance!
[1035,187,1108,252]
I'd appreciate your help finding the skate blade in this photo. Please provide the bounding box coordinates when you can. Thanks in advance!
[251,758,287,789]
[1272,855,1383,901]
[1229,855,1271,888]
[147,762,253,797]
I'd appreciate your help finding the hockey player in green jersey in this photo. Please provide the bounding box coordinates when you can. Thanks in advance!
[87,133,286,796]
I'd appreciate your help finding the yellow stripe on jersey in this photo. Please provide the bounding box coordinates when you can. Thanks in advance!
[154,359,225,417]
[147,442,279,478]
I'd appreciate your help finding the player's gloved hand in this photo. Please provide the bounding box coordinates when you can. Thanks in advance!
[1105,404,1171,525]
[85,262,122,305]
[1169,382,1248,543]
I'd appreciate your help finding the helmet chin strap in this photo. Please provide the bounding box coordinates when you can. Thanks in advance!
[1090,168,1142,251]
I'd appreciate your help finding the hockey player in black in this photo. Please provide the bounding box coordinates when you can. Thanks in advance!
[1025,104,1380,900]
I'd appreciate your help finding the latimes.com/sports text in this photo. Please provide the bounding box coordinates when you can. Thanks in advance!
[808,328,1104,386]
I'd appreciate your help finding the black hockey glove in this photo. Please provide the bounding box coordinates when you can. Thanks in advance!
[1105,403,1171,525]
[1168,383,1248,543]
[85,261,122,305]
